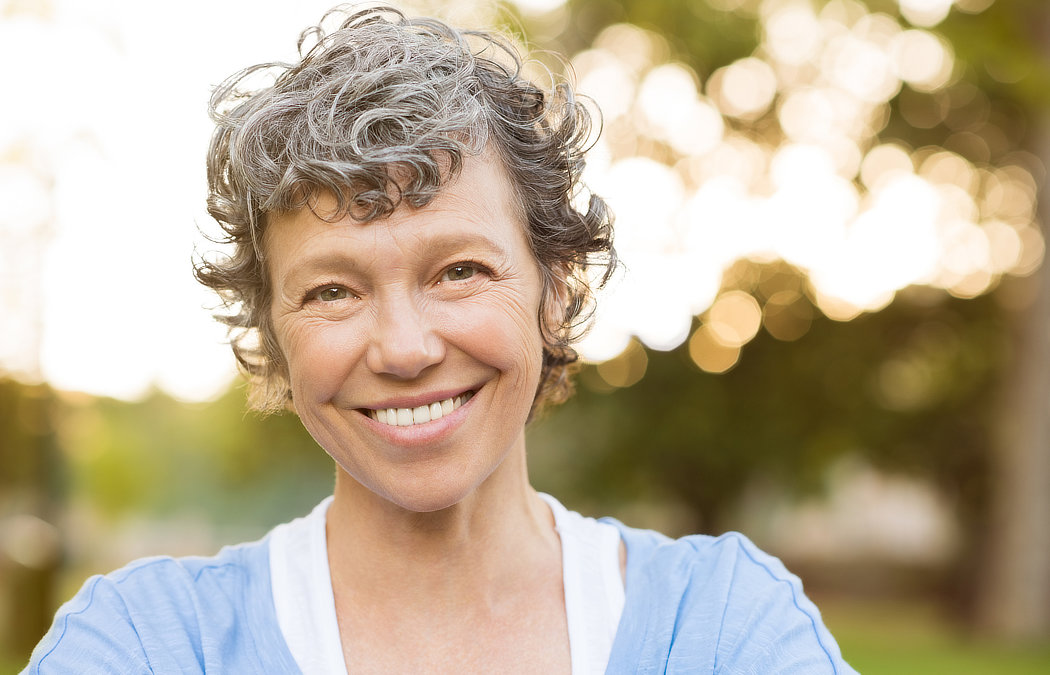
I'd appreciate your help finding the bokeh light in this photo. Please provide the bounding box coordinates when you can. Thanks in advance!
[573,0,1043,370]
[890,29,953,90]
[0,0,1042,401]
[709,57,778,119]
[898,0,955,27]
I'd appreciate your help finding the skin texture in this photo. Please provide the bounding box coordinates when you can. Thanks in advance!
[266,151,572,672]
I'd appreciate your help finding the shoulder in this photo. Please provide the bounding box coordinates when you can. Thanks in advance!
[24,537,298,674]
[603,520,857,674]
[83,539,265,606]
[610,520,807,595]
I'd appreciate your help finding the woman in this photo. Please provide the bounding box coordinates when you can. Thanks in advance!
[26,6,856,673]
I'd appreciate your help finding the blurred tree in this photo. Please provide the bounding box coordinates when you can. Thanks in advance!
[949,0,1050,644]
[56,384,333,529]
[531,282,1003,535]
[520,0,1050,640]
[0,378,62,659]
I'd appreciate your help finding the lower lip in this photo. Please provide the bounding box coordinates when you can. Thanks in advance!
[360,394,475,447]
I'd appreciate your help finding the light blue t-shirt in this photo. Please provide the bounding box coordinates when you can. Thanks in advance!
[24,516,856,674]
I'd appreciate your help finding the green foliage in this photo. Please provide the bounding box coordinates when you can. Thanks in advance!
[0,379,61,507]
[515,6,1046,613]
[939,0,1050,108]
[54,384,334,528]
[529,270,1010,534]
[557,0,757,74]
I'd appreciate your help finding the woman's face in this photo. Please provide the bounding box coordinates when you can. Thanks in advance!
[266,152,547,513]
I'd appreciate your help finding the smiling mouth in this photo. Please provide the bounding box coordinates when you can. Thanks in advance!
[363,391,475,427]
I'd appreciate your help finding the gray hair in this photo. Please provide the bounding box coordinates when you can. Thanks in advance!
[195,4,615,413]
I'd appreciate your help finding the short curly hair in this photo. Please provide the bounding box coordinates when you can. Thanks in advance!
[195,4,615,414]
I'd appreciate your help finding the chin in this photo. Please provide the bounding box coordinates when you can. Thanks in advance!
[379,482,484,514]
[343,464,494,515]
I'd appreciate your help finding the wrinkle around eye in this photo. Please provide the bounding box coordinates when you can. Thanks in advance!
[314,286,351,302]
[295,284,364,320]
[441,264,478,283]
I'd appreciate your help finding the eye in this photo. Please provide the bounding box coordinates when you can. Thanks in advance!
[311,286,350,302]
[442,264,477,282]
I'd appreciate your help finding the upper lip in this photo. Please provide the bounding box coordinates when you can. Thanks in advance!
[358,386,478,411]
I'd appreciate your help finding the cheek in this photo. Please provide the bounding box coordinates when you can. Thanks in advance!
[441,295,545,381]
[278,318,367,401]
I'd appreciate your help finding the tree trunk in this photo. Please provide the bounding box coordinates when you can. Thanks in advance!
[976,124,1050,641]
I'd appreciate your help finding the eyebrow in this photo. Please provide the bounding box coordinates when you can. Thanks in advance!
[418,231,514,259]
[275,230,513,287]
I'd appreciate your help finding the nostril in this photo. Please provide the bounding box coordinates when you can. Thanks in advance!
[366,329,446,379]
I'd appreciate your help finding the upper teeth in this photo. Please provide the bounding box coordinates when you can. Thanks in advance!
[369,392,473,427]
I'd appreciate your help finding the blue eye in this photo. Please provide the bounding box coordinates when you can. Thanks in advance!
[443,265,476,282]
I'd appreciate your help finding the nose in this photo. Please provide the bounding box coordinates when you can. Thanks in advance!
[365,294,445,379]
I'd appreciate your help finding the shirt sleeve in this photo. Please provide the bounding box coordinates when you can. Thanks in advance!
[23,574,157,674]
[23,545,301,675]
[702,534,856,674]
[607,528,858,674]
[23,557,228,675]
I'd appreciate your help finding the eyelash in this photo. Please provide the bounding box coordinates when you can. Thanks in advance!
[301,260,493,303]
[440,260,492,282]
[303,281,351,304]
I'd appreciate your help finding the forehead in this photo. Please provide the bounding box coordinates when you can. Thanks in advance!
[262,151,531,272]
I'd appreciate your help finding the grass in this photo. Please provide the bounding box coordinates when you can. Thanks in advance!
[820,596,1050,674]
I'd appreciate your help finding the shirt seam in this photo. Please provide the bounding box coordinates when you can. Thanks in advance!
[714,533,841,673]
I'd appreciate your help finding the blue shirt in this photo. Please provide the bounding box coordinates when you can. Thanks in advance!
[24,519,856,673]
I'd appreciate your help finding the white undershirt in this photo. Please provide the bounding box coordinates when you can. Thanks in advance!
[538,492,626,675]
[269,494,625,674]
[269,497,346,675]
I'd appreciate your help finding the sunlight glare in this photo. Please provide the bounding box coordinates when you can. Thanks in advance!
[860,143,914,190]
[1014,226,1046,276]
[0,164,50,232]
[898,0,955,27]
[937,219,990,277]
[822,30,900,104]
[582,157,695,352]
[574,50,636,120]
[3,0,1041,398]
[706,291,762,348]
[778,87,866,144]
[766,146,859,273]
[709,57,778,119]
[920,150,978,193]
[763,2,823,66]
[667,100,725,156]
[983,221,1023,273]
[510,0,566,14]
[637,62,724,155]
[595,339,648,388]
[684,136,769,188]
[688,325,741,374]
[890,29,953,91]
[684,175,762,264]
[593,23,663,75]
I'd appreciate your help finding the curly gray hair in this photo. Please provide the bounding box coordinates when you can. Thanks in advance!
[195,4,615,414]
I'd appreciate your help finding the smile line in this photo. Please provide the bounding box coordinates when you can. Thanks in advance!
[364,391,475,427]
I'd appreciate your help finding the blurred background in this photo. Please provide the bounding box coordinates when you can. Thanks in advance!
[2,0,1049,671]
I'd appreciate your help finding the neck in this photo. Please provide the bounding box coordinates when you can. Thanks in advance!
[324,441,558,608]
